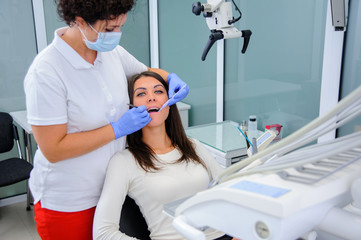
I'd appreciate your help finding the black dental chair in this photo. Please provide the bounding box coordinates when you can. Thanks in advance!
[119,195,151,240]
[0,112,33,210]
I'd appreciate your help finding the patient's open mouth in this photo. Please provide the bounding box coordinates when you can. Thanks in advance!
[147,107,160,113]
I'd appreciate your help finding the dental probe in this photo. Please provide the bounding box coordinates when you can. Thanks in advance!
[127,103,137,108]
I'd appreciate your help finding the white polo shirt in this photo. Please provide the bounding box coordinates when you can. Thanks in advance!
[24,27,147,212]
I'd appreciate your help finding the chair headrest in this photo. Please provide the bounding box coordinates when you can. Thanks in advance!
[0,112,15,153]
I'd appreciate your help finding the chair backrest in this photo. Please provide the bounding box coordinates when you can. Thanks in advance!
[0,112,15,153]
[119,195,151,240]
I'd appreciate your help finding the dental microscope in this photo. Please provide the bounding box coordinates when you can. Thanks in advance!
[192,0,252,61]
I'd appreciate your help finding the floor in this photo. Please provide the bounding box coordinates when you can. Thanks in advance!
[0,201,40,240]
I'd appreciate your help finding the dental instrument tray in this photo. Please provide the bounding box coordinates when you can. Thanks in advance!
[185,121,262,167]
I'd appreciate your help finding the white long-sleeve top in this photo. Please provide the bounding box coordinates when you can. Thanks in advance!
[93,138,224,240]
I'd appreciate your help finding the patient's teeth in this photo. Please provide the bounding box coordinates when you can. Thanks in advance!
[148,107,160,112]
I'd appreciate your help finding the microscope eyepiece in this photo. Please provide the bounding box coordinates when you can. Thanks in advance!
[192,2,204,16]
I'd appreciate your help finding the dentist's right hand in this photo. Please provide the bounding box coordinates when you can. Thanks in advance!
[110,105,151,139]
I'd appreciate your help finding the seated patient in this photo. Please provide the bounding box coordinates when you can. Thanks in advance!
[93,71,227,240]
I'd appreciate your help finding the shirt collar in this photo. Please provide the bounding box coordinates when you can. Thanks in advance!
[53,27,103,69]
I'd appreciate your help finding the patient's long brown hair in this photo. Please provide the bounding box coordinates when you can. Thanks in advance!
[126,71,206,172]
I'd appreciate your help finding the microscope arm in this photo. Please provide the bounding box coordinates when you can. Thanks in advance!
[201,29,252,61]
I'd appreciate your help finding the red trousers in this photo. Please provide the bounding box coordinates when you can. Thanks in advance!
[34,201,96,240]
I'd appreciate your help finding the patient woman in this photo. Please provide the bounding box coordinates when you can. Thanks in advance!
[93,71,231,240]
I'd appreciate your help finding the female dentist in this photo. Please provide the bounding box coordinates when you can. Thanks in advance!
[23,0,188,239]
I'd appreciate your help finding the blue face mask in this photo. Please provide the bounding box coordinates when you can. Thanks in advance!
[78,23,122,52]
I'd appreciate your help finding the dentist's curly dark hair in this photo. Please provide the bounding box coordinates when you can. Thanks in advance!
[56,0,134,25]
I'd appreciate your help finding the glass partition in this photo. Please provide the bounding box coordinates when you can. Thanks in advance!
[121,0,150,65]
[158,0,217,126]
[338,0,361,137]
[0,0,38,199]
[43,0,66,44]
[224,0,328,137]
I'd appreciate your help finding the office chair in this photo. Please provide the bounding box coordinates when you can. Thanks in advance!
[119,195,151,240]
[0,112,33,210]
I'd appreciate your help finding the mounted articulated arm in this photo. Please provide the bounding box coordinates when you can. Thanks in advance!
[192,0,252,61]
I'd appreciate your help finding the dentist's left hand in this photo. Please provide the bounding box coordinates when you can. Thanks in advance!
[167,73,189,106]
[110,105,151,139]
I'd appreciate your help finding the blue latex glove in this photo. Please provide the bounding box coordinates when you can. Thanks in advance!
[167,73,189,106]
[110,105,151,139]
